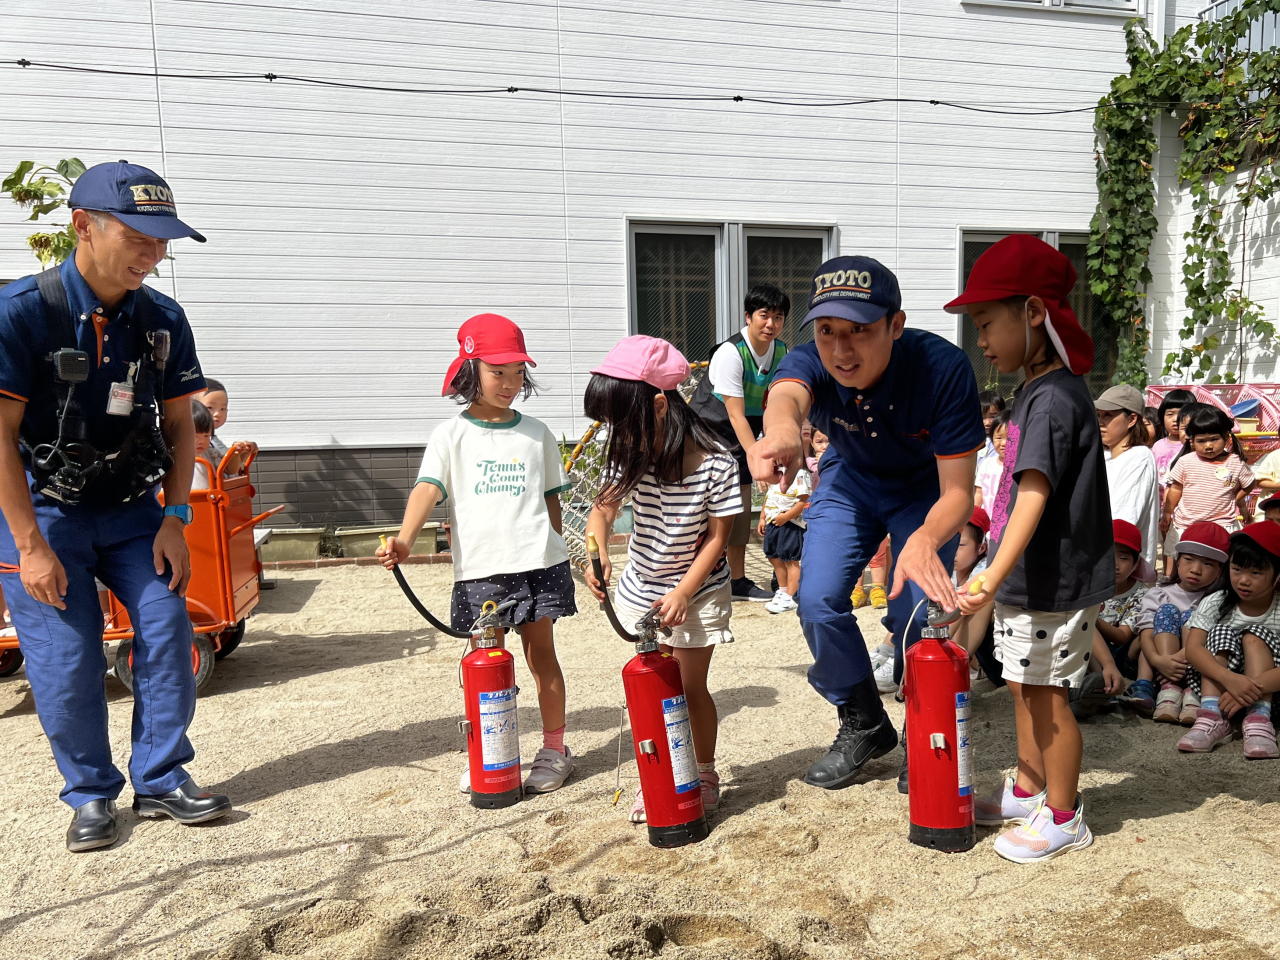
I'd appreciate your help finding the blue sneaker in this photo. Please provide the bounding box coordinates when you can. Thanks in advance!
[993,799,1094,864]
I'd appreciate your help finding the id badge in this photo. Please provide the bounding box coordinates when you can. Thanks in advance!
[106,381,135,416]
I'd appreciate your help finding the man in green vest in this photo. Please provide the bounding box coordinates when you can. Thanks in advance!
[688,284,790,602]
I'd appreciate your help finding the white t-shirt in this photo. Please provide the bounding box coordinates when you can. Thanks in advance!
[707,327,777,399]
[1105,444,1159,568]
[975,455,1003,510]
[417,411,571,581]
[616,451,742,607]
[763,469,811,528]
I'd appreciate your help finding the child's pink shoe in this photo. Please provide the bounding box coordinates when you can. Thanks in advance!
[629,788,646,823]
[1153,686,1182,723]
[1242,714,1279,760]
[1177,710,1233,753]
[699,770,720,812]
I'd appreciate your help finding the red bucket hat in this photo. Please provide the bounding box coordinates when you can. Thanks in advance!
[1175,521,1230,564]
[943,234,1094,376]
[968,506,991,539]
[1112,519,1156,583]
[443,314,536,396]
[1233,521,1280,560]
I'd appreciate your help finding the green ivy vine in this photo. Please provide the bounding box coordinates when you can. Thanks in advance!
[1089,0,1280,386]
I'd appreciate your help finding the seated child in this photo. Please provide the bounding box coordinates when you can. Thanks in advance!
[949,506,1004,688]
[758,463,810,614]
[1127,522,1228,721]
[1179,522,1280,758]
[197,377,252,475]
[1072,519,1157,719]
[1260,493,1280,525]
[191,399,215,491]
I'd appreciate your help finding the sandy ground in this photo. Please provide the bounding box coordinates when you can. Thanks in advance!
[2,553,1280,960]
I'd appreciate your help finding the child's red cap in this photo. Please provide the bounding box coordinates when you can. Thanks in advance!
[968,506,990,538]
[1233,521,1280,559]
[1175,521,1230,564]
[943,234,1094,377]
[1113,519,1156,583]
[1259,493,1280,513]
[443,314,535,396]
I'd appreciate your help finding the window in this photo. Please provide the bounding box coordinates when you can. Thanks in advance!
[629,222,834,361]
[964,0,1142,13]
[958,231,1118,399]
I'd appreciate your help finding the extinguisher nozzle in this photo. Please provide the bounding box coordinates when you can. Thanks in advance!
[587,532,599,557]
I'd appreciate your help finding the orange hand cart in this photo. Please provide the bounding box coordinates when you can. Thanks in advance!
[0,443,282,692]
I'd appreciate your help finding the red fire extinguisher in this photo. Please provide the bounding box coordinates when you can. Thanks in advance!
[902,601,975,852]
[459,599,523,809]
[379,538,525,811]
[589,534,709,848]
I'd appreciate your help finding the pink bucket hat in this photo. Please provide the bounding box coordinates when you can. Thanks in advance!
[590,336,689,391]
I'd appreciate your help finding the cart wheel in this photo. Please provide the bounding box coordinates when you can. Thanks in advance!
[114,639,135,693]
[0,648,23,677]
[192,635,215,690]
[115,636,215,694]
[213,620,246,661]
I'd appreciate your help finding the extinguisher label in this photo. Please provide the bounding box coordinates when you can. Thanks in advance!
[955,691,973,796]
[478,688,520,771]
[661,695,699,794]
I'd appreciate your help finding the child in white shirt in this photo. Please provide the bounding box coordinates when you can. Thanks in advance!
[378,314,577,796]
[757,468,811,614]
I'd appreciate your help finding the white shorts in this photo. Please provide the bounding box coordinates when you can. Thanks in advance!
[613,581,734,649]
[992,603,1102,687]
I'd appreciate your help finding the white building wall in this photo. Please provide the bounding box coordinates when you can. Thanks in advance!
[1,0,1141,450]
[1146,0,1280,384]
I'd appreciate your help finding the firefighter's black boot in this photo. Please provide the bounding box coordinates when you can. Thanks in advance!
[804,676,898,790]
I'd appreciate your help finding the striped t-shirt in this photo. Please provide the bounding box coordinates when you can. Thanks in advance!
[615,451,743,608]
[1166,452,1254,528]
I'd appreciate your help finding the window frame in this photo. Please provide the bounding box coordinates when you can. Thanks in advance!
[962,0,1144,16]
[625,218,837,344]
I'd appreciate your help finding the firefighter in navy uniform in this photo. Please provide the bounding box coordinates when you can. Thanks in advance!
[0,161,231,852]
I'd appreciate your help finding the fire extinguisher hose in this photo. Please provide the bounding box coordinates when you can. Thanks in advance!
[586,532,641,643]
[379,536,471,639]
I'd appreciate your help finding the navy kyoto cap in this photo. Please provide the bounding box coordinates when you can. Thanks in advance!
[802,255,901,326]
[69,160,206,242]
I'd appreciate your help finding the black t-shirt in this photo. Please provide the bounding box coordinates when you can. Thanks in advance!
[989,367,1114,612]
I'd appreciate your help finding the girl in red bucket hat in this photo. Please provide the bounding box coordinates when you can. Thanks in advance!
[1179,522,1280,758]
[950,234,1112,863]
[377,314,580,796]
[1131,521,1228,724]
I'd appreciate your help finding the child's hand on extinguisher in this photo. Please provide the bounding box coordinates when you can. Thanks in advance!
[585,555,612,602]
[377,536,410,569]
[655,588,689,627]
[956,573,993,616]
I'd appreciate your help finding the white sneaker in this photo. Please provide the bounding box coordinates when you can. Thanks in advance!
[765,591,797,614]
[459,764,470,794]
[524,746,574,794]
[870,642,894,669]
[873,656,897,694]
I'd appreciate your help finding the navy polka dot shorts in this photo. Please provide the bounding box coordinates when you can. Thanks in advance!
[450,561,578,634]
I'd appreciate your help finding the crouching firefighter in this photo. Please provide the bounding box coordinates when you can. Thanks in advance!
[0,161,232,852]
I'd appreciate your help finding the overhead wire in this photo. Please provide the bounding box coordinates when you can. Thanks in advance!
[9,58,1193,115]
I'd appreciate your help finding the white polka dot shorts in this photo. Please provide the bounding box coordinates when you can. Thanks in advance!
[992,603,1102,688]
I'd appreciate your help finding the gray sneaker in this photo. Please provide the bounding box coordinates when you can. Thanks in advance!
[524,747,574,794]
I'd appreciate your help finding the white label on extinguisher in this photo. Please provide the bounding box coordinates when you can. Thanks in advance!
[661,695,699,795]
[478,688,520,771]
[955,691,973,796]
